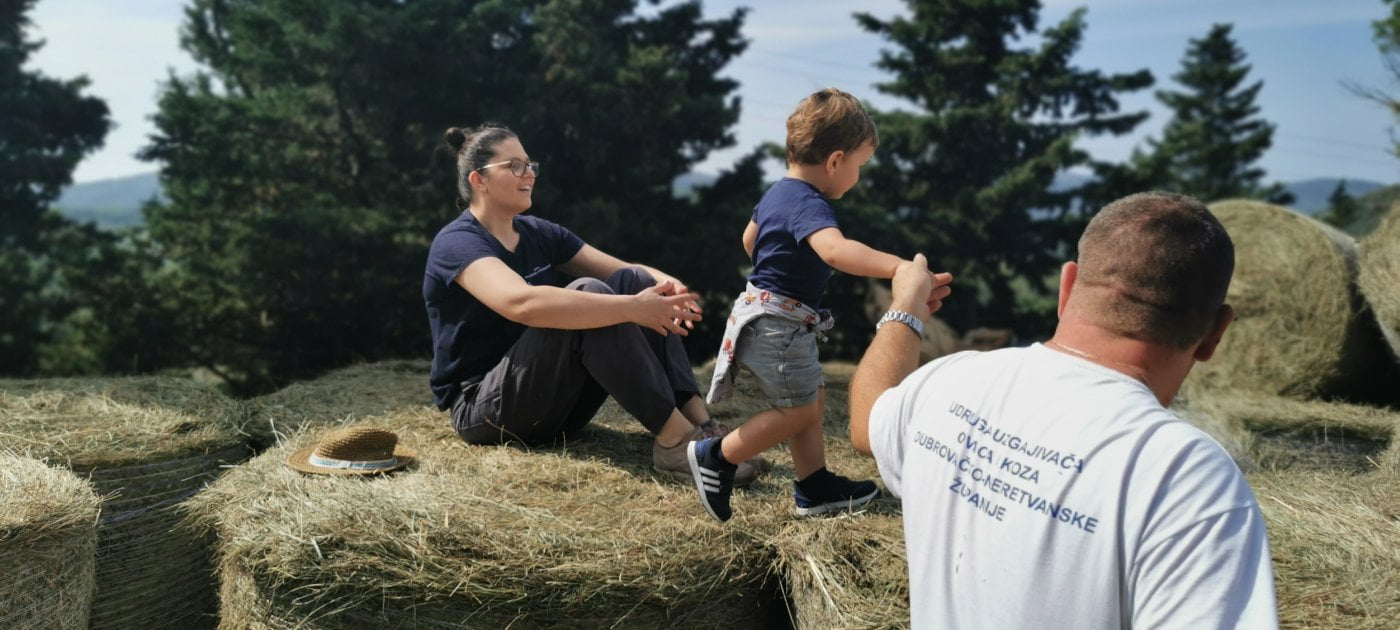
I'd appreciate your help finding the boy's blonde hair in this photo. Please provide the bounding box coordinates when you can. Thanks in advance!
[785,88,879,165]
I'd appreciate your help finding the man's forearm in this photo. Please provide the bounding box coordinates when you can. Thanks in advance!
[850,317,922,455]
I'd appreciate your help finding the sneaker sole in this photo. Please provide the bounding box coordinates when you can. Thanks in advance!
[654,464,758,488]
[687,442,727,522]
[794,487,881,517]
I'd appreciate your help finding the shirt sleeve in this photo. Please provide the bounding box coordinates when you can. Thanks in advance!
[789,197,840,243]
[426,227,498,289]
[1130,505,1279,629]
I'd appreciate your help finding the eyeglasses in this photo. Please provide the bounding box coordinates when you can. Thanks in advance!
[477,158,540,177]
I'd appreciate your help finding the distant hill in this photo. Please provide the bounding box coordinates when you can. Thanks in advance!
[52,172,162,229]
[1285,178,1385,215]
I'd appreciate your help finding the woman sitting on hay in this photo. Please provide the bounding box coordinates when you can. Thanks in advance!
[423,124,762,486]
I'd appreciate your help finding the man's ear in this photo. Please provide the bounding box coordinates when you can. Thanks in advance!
[1193,304,1235,362]
[1057,261,1077,319]
[825,150,845,176]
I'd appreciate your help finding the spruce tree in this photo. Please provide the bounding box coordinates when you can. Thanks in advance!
[0,0,110,374]
[845,0,1153,337]
[1321,179,1360,230]
[1148,23,1292,204]
[142,0,759,391]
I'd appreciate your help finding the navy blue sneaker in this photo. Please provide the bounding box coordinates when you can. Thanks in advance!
[794,469,880,517]
[687,437,736,522]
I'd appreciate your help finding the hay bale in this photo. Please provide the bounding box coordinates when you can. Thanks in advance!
[1251,468,1400,629]
[0,377,249,629]
[246,359,433,448]
[770,507,907,629]
[1359,203,1400,360]
[0,452,101,629]
[1193,200,1392,400]
[193,363,895,628]
[1176,384,1398,473]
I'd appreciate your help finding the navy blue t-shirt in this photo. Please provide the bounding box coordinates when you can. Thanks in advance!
[748,177,840,307]
[423,212,585,409]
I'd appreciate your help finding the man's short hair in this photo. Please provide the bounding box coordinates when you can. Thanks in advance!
[1072,192,1235,349]
[786,88,878,165]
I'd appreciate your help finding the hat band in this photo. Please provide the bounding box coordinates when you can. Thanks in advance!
[309,453,399,470]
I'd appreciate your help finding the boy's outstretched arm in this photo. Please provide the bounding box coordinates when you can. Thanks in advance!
[807,227,903,279]
[742,219,758,260]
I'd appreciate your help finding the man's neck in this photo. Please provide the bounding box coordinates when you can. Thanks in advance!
[1047,321,1193,407]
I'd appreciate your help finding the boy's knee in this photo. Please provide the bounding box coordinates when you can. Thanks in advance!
[779,400,823,425]
[607,266,655,293]
[568,277,615,295]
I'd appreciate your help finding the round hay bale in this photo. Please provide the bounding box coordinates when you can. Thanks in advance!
[247,359,433,448]
[1359,203,1400,360]
[0,452,101,629]
[1250,468,1400,629]
[0,377,249,629]
[1192,200,1390,399]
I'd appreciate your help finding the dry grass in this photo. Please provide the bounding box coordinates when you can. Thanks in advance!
[0,376,248,629]
[245,359,434,448]
[1193,200,1388,400]
[0,452,101,629]
[1251,468,1400,630]
[1359,203,1400,360]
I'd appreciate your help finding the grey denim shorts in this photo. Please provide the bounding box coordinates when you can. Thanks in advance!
[735,315,824,408]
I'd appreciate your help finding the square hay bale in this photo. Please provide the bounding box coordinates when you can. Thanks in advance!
[0,377,250,629]
[1251,468,1400,629]
[0,452,102,629]
[245,360,434,448]
[193,361,905,628]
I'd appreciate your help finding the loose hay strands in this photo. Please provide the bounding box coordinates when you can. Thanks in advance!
[0,452,101,629]
[769,507,907,630]
[1359,203,1400,359]
[0,377,249,629]
[1250,468,1400,629]
[245,360,433,448]
[1194,200,1388,399]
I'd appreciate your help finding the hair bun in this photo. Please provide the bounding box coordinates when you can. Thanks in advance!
[444,127,467,152]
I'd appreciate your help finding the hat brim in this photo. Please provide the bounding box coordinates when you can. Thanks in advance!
[286,443,417,476]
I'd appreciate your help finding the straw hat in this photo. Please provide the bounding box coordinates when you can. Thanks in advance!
[286,426,416,476]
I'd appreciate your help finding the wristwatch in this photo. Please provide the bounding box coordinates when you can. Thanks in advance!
[877,309,924,336]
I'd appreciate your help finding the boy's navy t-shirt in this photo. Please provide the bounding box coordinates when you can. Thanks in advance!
[423,211,584,409]
[748,177,840,307]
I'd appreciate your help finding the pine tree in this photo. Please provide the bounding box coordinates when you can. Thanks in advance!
[142,0,759,391]
[1359,0,1400,158]
[1148,24,1292,204]
[844,0,1153,337]
[1321,179,1361,230]
[0,0,110,374]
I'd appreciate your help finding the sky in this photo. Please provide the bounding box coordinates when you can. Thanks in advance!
[25,0,1400,186]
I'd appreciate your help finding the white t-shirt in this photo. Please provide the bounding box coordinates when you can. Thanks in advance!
[869,344,1278,629]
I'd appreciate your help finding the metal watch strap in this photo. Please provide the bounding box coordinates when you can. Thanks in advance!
[877,309,924,336]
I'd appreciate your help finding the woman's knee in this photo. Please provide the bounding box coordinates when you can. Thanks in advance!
[568,277,615,295]
[607,267,655,293]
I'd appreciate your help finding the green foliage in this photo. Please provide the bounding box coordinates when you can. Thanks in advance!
[1319,180,1361,230]
[141,0,761,393]
[1144,24,1292,204]
[0,0,111,374]
[836,0,1152,341]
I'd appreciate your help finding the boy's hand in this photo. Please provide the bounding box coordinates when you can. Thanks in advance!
[891,254,952,321]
